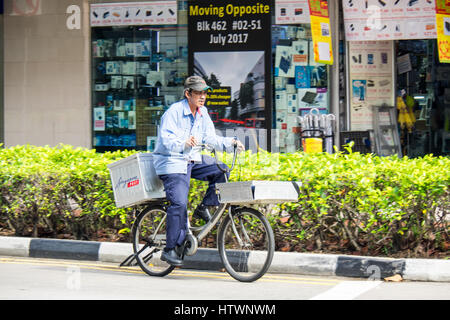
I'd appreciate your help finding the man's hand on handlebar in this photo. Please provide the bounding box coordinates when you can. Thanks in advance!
[233,139,245,153]
[185,135,198,148]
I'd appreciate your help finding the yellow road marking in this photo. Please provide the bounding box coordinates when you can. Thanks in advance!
[0,256,340,286]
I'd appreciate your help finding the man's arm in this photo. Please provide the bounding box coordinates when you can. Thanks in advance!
[201,109,243,152]
[158,109,185,154]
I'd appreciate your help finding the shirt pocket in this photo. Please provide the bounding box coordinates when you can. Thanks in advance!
[180,121,191,137]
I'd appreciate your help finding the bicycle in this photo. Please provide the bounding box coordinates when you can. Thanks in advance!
[112,144,300,282]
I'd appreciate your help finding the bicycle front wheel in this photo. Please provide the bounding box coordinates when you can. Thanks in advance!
[132,204,175,277]
[217,207,275,282]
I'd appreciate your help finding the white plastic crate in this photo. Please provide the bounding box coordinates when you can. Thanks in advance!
[107,153,165,208]
[215,181,301,205]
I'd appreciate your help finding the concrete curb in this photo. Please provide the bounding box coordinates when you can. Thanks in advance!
[1,236,449,282]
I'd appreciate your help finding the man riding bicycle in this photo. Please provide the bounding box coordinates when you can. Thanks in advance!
[152,75,245,267]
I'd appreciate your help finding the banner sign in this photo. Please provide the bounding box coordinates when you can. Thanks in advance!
[90,1,177,26]
[188,0,272,133]
[275,0,311,24]
[308,0,334,65]
[436,0,450,63]
[343,0,437,41]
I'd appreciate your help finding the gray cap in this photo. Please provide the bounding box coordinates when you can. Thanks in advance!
[184,76,212,92]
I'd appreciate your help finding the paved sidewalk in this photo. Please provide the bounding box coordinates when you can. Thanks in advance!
[0,236,449,282]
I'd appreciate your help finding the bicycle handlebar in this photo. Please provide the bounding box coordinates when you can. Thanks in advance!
[199,143,238,176]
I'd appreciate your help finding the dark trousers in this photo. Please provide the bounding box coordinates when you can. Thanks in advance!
[158,155,228,250]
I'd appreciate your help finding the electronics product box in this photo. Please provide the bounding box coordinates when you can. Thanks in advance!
[136,40,150,57]
[92,40,104,57]
[95,83,110,91]
[122,61,138,75]
[93,39,114,58]
[275,77,286,90]
[111,76,123,89]
[116,45,126,57]
[122,76,135,89]
[287,94,298,113]
[146,71,166,87]
[275,91,288,110]
[138,62,150,76]
[106,61,122,74]
[275,109,288,129]
[125,42,136,56]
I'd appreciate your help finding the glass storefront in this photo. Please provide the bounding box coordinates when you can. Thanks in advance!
[342,0,450,158]
[89,1,332,153]
[272,24,330,153]
[396,39,450,157]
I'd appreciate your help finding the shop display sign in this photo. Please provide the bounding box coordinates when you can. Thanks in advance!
[308,0,334,65]
[436,0,450,63]
[275,0,311,24]
[90,1,177,26]
[94,107,105,131]
[348,41,394,130]
[188,0,272,132]
[343,0,437,41]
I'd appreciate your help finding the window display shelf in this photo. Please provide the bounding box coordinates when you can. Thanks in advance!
[91,26,187,152]
[272,24,330,153]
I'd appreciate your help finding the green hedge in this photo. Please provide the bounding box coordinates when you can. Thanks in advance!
[0,144,448,257]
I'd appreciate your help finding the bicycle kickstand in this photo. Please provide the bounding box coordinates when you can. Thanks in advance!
[119,241,151,267]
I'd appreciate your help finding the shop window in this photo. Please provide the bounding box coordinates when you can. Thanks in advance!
[396,40,450,157]
[91,25,188,152]
[272,24,329,153]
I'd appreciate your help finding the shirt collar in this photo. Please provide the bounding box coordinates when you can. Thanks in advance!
[183,99,203,117]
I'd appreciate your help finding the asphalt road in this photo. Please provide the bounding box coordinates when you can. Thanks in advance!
[0,255,449,302]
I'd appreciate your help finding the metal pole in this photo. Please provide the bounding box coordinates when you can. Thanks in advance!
[328,0,340,149]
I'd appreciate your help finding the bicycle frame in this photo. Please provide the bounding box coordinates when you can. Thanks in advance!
[189,203,228,242]
[184,143,240,253]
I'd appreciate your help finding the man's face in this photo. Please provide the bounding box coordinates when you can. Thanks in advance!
[186,90,208,109]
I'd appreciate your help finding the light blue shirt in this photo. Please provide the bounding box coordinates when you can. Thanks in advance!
[152,99,235,175]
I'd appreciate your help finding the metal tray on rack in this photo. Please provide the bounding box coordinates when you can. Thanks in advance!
[215,180,301,205]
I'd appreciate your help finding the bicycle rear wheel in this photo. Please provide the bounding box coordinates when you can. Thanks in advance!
[131,204,175,277]
[217,207,274,282]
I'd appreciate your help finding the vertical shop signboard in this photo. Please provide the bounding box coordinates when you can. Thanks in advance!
[308,0,333,65]
[349,41,394,131]
[188,0,272,145]
[436,0,450,63]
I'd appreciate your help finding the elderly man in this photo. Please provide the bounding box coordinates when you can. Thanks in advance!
[152,75,244,266]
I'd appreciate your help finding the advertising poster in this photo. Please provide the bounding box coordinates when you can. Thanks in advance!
[188,0,272,131]
[436,0,450,63]
[343,0,437,41]
[94,107,105,131]
[349,41,394,130]
[308,0,334,65]
[90,1,177,26]
[275,0,311,24]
